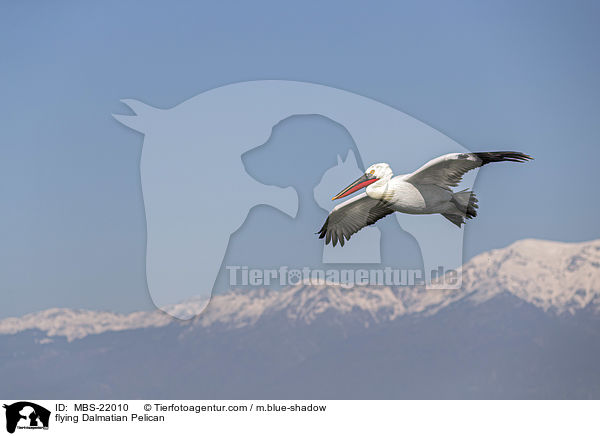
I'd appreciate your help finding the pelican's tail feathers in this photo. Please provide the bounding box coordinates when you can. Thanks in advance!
[452,189,478,219]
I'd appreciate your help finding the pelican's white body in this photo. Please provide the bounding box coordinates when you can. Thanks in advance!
[367,175,458,215]
[365,163,462,216]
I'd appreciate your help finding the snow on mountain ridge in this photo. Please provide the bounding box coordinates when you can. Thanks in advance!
[460,238,600,313]
[1,238,599,341]
[0,307,173,341]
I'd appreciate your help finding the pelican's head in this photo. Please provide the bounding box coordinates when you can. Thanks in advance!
[331,162,393,200]
[366,162,393,180]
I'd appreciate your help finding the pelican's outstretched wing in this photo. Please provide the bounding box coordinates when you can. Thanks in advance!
[317,193,395,247]
[403,151,532,190]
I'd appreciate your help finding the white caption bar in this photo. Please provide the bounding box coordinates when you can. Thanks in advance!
[0,400,597,436]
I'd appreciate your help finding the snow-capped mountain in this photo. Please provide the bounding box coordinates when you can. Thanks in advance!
[1,238,598,341]
[2,238,600,399]
[460,238,600,313]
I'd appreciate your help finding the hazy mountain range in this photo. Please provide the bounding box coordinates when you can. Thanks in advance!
[1,238,599,399]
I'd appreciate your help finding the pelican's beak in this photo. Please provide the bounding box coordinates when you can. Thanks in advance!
[332,173,379,200]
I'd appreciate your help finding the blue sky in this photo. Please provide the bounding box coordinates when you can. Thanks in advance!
[1,0,599,317]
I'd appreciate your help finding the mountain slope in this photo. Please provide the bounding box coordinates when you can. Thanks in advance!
[460,238,600,313]
[2,238,599,341]
[1,238,599,399]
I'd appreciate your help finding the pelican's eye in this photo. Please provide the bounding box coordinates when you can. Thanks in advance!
[369,169,375,175]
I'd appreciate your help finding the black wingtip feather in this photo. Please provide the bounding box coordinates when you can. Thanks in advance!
[475,151,533,165]
[317,217,329,239]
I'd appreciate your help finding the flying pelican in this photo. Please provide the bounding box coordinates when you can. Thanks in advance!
[318,151,532,246]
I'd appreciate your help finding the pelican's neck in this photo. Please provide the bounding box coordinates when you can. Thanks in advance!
[366,172,393,200]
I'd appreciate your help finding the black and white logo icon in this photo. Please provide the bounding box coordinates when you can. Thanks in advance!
[3,402,50,434]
